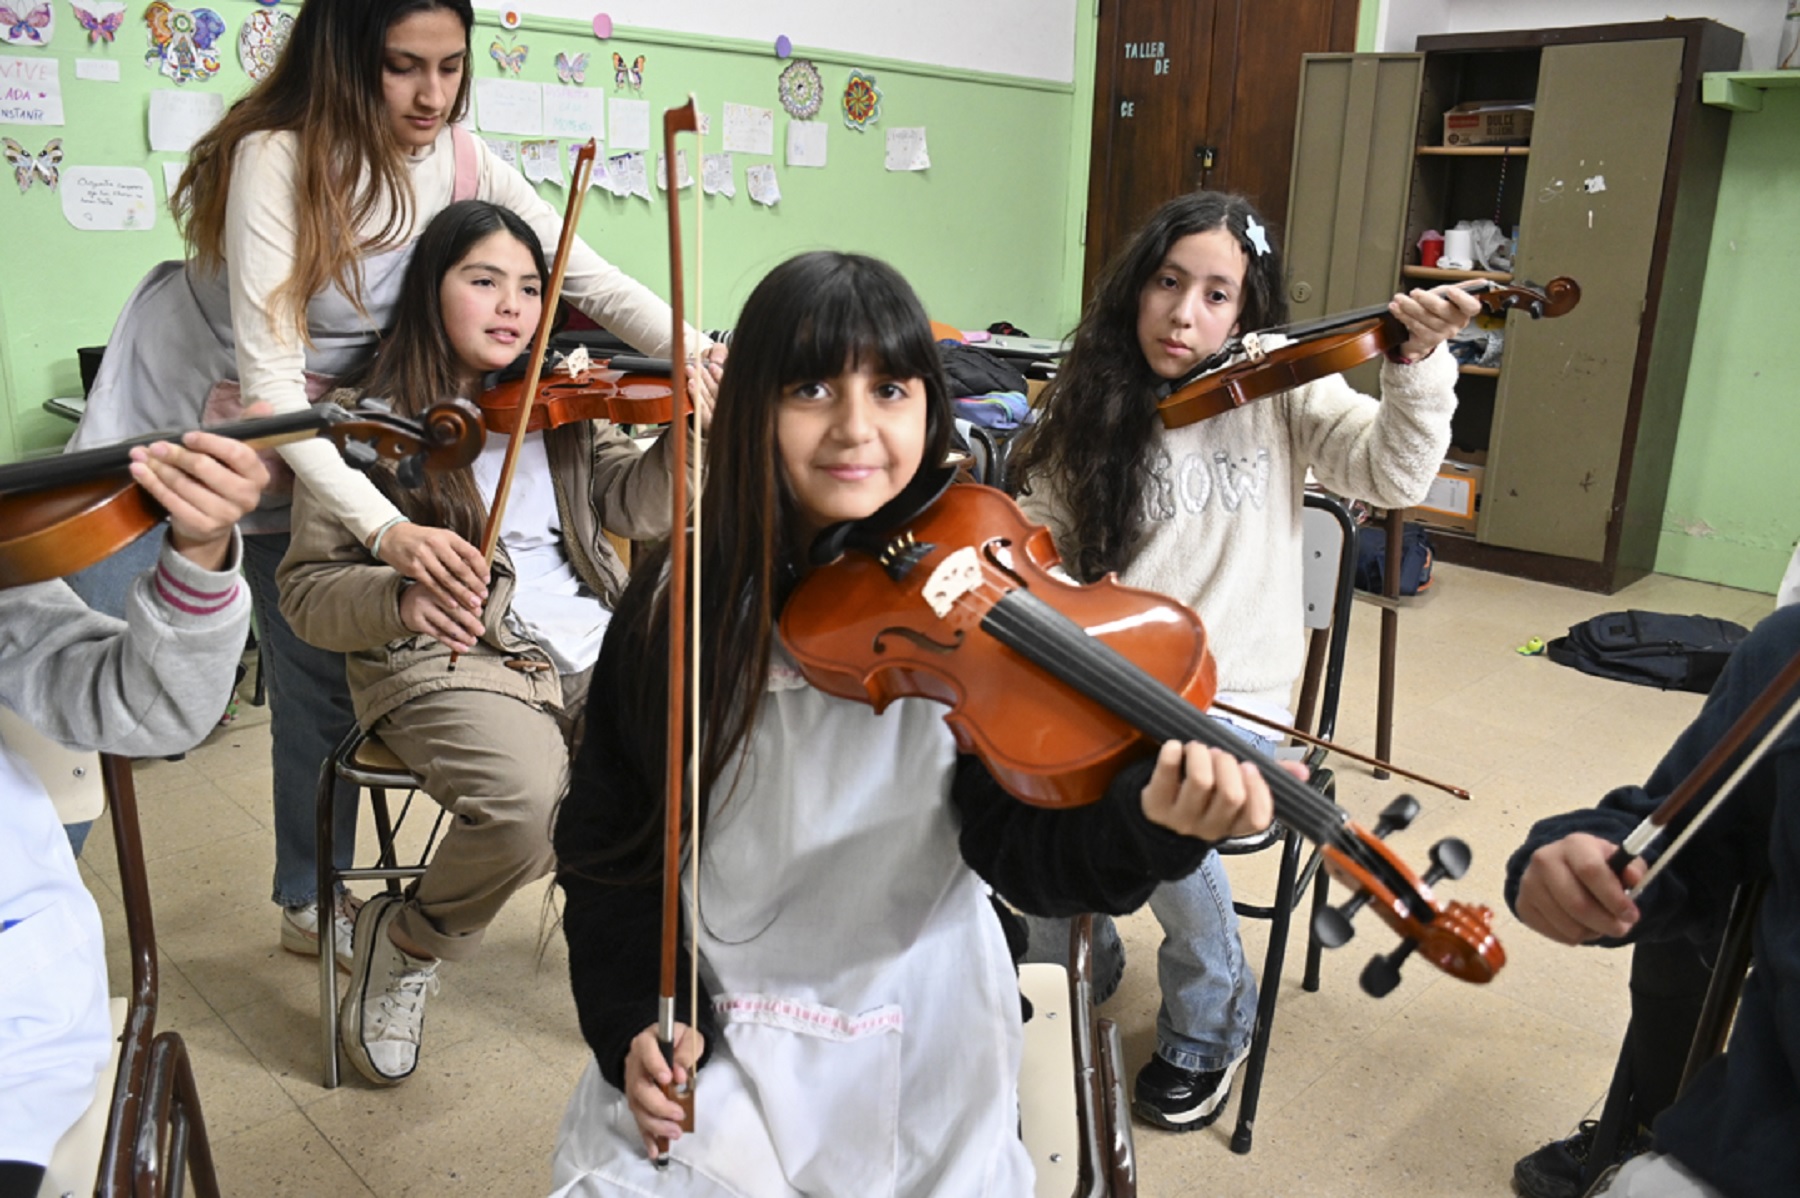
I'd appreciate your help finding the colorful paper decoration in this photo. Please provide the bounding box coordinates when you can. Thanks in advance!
[237,5,291,82]
[489,33,526,76]
[144,2,225,85]
[3,135,61,192]
[2,2,54,46]
[841,69,880,132]
[554,50,587,85]
[591,12,610,39]
[70,1,124,44]
[611,50,642,91]
[778,58,822,121]
[499,7,522,30]
[774,34,790,58]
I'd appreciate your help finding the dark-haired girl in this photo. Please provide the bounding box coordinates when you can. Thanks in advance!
[1009,190,1478,1132]
[548,250,1296,1195]
[278,200,690,1087]
[64,0,719,964]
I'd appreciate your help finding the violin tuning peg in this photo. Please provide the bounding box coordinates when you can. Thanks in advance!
[397,453,426,490]
[356,396,394,414]
[1312,906,1355,949]
[1423,837,1472,886]
[1360,939,1418,999]
[340,440,380,472]
[1374,795,1421,838]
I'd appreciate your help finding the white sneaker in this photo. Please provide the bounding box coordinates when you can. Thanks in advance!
[280,893,361,972]
[340,894,439,1086]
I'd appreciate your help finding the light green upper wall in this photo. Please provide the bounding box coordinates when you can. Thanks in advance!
[0,0,1100,460]
[1653,87,1800,593]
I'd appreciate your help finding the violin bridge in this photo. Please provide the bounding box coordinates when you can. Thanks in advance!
[1243,331,1268,362]
[922,546,982,618]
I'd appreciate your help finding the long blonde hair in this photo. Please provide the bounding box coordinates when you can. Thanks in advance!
[173,0,474,344]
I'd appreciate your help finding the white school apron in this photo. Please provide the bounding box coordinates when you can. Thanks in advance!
[65,129,480,532]
[550,658,1036,1198]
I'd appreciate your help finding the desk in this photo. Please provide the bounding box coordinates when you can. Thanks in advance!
[44,396,86,423]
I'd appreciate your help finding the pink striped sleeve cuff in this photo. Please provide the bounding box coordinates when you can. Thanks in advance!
[155,561,241,617]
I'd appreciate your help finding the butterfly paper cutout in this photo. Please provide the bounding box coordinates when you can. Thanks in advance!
[69,2,124,43]
[0,2,51,42]
[612,51,643,92]
[490,35,526,76]
[3,137,62,194]
[554,50,587,86]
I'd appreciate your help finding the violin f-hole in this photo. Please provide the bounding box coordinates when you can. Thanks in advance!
[873,626,965,656]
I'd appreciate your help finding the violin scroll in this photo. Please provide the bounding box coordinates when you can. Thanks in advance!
[1475,276,1581,321]
[317,398,486,487]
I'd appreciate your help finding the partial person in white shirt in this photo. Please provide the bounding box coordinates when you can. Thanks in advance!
[61,0,721,965]
[277,200,706,1087]
[1,429,263,1197]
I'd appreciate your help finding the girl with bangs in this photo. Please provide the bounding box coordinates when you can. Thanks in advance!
[62,0,719,968]
[549,251,1294,1196]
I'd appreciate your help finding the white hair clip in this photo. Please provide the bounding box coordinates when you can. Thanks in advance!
[1243,215,1271,257]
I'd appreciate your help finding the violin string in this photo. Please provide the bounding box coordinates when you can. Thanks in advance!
[684,105,705,1046]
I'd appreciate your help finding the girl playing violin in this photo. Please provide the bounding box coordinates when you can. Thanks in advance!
[277,200,694,1087]
[549,250,1297,1195]
[1009,190,1480,1132]
[63,0,720,964]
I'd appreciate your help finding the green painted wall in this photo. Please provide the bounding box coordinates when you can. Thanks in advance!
[0,1,1099,461]
[1654,87,1800,593]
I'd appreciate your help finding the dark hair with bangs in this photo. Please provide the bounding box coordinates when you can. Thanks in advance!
[1012,190,1285,581]
[570,252,948,875]
[347,199,548,544]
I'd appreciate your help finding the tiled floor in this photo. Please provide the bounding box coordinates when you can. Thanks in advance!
[75,560,1776,1196]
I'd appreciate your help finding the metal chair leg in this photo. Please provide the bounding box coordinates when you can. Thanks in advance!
[317,732,347,1090]
[1229,826,1303,1155]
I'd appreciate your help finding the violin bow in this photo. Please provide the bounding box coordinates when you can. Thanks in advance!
[1610,646,1800,898]
[453,139,599,667]
[656,96,702,1163]
[1209,699,1470,799]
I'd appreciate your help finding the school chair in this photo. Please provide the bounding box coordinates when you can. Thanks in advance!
[1210,490,1358,1155]
[1577,876,1766,1191]
[314,726,448,1089]
[6,729,223,1197]
[1019,914,1136,1198]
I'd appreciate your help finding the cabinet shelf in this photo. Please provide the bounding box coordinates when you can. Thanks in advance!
[1702,70,1800,113]
[1416,145,1529,156]
[1458,364,1501,377]
[1402,266,1513,282]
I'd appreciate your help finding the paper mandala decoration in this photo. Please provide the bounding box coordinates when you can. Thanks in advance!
[144,2,225,85]
[237,6,292,82]
[778,58,822,121]
[841,69,880,132]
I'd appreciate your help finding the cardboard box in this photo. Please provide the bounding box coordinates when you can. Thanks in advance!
[1410,458,1484,535]
[1443,101,1533,147]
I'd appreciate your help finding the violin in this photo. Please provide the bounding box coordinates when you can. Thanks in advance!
[780,470,1505,996]
[0,400,484,590]
[477,349,687,434]
[1157,276,1582,430]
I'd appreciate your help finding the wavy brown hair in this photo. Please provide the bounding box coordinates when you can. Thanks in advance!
[347,200,547,545]
[174,0,475,345]
[1011,191,1286,581]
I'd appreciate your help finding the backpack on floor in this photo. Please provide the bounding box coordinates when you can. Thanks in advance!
[1545,610,1749,693]
[1354,523,1435,597]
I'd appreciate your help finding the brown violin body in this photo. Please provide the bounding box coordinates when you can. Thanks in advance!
[1158,276,1582,430]
[478,359,686,434]
[0,400,484,590]
[781,475,1504,988]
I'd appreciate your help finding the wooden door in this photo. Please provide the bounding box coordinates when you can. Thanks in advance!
[1481,38,1684,560]
[1083,0,1359,291]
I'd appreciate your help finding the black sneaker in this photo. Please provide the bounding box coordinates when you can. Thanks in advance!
[1513,1120,1653,1198]
[1132,1046,1249,1132]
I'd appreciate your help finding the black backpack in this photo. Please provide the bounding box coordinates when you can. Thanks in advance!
[1546,610,1749,693]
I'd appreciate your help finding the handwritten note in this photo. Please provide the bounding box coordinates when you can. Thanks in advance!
[607,151,649,201]
[656,149,692,191]
[0,54,63,126]
[543,86,604,142]
[475,78,543,136]
[722,102,774,156]
[885,127,930,172]
[148,89,224,153]
[701,152,734,198]
[567,141,605,190]
[520,138,562,185]
[609,98,649,151]
[61,166,156,231]
[746,163,780,207]
[786,120,827,169]
[75,59,121,83]
[482,135,520,172]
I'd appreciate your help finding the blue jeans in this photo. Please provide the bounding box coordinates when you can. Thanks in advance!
[1019,722,1269,1074]
[239,533,361,907]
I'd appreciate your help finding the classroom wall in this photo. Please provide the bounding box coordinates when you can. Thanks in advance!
[1368,1,1800,593]
[0,0,1099,461]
